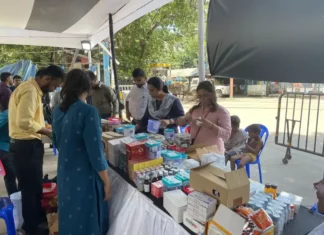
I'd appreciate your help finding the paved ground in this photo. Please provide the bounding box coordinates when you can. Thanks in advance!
[0,97,323,233]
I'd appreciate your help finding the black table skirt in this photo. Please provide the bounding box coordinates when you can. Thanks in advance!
[109,165,324,235]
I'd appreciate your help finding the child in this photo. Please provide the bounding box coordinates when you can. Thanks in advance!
[225,115,248,165]
[230,124,263,171]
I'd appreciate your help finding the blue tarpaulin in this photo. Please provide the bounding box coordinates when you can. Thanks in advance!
[0,60,37,80]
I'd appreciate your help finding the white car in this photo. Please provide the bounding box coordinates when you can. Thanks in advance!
[190,78,230,97]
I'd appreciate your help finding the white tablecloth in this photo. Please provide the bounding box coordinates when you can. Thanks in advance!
[108,168,190,235]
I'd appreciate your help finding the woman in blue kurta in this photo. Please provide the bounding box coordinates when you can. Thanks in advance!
[52,69,111,235]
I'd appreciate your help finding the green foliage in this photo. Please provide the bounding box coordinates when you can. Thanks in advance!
[0,45,65,68]
[0,0,204,79]
[115,0,199,78]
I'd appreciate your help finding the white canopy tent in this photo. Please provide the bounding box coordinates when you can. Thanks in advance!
[0,0,172,49]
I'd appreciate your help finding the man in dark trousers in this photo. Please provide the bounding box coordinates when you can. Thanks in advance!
[9,65,64,235]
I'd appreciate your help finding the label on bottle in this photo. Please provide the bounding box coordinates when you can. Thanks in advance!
[144,184,150,193]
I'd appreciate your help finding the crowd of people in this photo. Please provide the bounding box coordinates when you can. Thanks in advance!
[1,65,318,235]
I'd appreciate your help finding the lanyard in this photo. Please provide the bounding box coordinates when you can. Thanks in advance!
[192,107,211,144]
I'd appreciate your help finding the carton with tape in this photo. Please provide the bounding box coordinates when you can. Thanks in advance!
[190,163,250,208]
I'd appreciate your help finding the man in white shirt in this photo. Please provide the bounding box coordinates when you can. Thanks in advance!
[126,68,149,124]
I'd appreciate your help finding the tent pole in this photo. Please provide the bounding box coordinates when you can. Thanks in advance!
[109,13,122,118]
[230,78,234,98]
[198,0,205,82]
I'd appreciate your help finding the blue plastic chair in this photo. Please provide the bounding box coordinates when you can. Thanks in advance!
[0,197,16,235]
[235,124,269,183]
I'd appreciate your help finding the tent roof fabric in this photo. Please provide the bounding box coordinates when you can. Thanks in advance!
[0,0,172,48]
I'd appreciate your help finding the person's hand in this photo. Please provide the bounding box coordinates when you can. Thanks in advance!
[104,182,112,200]
[126,111,132,121]
[245,142,251,151]
[160,119,170,128]
[200,118,214,128]
[46,129,53,139]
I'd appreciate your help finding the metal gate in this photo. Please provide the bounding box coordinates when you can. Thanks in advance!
[275,92,324,164]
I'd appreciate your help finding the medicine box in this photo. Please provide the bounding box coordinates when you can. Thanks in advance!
[187,191,217,223]
[107,139,121,167]
[151,180,164,199]
[163,190,188,223]
[183,211,206,235]
[119,137,135,154]
[126,141,147,160]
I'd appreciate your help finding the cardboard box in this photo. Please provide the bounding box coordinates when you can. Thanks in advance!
[186,144,217,162]
[126,141,147,160]
[190,164,250,208]
[183,211,206,235]
[47,213,58,235]
[107,139,121,167]
[164,190,188,223]
[207,204,245,235]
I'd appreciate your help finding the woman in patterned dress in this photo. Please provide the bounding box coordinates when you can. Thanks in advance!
[52,69,111,235]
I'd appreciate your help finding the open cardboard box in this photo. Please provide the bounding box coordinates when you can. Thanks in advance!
[186,144,217,162]
[206,204,246,235]
[190,163,250,208]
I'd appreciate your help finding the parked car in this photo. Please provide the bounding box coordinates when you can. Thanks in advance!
[189,77,230,97]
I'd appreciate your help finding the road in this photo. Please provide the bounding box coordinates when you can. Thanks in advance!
[0,97,323,234]
[182,96,324,208]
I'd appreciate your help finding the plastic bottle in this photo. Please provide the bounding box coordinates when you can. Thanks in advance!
[144,175,151,193]
[158,171,163,181]
[271,184,278,199]
[151,172,158,183]
[264,183,272,197]
[289,204,295,221]
[163,170,169,177]
[137,175,144,192]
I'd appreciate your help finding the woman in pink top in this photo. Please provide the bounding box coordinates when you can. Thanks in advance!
[177,81,231,154]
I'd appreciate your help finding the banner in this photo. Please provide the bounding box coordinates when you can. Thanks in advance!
[102,42,111,86]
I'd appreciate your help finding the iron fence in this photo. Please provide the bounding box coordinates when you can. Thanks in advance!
[275,92,324,164]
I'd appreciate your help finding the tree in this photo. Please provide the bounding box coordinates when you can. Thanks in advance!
[0,0,206,78]
[114,0,199,78]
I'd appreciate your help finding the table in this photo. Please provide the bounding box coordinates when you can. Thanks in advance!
[109,165,324,235]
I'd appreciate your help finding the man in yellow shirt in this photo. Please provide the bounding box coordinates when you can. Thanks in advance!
[9,65,64,235]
